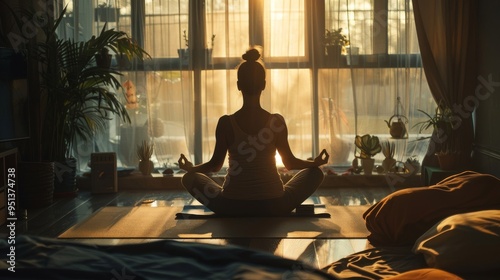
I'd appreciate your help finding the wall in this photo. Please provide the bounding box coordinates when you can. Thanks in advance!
[473,0,500,177]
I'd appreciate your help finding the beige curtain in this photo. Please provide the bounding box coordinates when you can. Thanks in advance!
[413,0,477,169]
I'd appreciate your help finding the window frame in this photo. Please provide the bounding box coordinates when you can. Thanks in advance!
[91,0,423,164]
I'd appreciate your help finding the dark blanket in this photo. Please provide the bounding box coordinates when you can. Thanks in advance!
[363,171,500,246]
[1,235,335,280]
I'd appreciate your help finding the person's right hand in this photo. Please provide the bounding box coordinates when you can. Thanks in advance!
[313,149,330,166]
[178,154,194,172]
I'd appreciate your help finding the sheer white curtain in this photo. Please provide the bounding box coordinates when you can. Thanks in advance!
[64,0,434,173]
[320,0,434,166]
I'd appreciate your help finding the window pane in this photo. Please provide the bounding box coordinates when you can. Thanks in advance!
[318,67,434,164]
[388,0,420,54]
[201,69,312,162]
[325,0,374,55]
[264,0,305,58]
[143,71,193,167]
[201,70,238,163]
[268,69,311,159]
[95,0,130,37]
[206,0,249,58]
[143,0,190,58]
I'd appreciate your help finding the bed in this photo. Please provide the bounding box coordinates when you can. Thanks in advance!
[2,171,499,279]
[322,171,500,279]
[1,235,336,280]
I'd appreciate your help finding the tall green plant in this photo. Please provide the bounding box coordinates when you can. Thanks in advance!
[32,7,150,161]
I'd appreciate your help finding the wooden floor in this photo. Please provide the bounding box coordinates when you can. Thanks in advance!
[1,185,392,269]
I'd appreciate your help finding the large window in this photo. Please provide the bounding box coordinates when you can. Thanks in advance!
[64,0,433,172]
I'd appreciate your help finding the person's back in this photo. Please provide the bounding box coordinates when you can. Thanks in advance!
[178,48,329,216]
[222,113,284,200]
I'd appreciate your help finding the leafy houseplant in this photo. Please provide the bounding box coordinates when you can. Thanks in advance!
[137,140,154,175]
[16,7,150,194]
[324,28,349,65]
[354,134,382,175]
[413,103,459,170]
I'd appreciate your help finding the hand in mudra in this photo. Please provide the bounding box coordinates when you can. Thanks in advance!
[314,149,330,166]
[178,154,194,172]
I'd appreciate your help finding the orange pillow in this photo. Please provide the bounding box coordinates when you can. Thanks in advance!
[386,268,463,280]
[363,171,500,246]
[413,210,500,273]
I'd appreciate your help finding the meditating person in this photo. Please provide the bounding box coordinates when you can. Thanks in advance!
[177,48,329,216]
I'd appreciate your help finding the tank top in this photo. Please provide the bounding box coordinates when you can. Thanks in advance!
[222,114,284,200]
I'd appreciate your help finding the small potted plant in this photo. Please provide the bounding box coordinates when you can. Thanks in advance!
[95,47,112,68]
[177,30,216,66]
[405,156,421,174]
[177,30,190,65]
[95,2,120,23]
[137,140,154,175]
[324,28,349,66]
[206,34,216,64]
[354,134,381,175]
[381,140,396,173]
[413,103,459,170]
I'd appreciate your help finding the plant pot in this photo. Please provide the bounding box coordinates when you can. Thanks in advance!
[53,157,78,197]
[382,157,396,173]
[139,160,154,175]
[326,45,344,67]
[178,49,189,66]
[205,48,213,65]
[361,158,375,175]
[95,53,112,68]
[94,7,120,23]
[436,153,461,170]
[18,161,55,209]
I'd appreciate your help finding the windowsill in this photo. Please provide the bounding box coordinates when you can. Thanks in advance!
[138,54,422,71]
[76,171,423,192]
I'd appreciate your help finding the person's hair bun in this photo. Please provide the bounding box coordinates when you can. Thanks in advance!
[242,49,260,62]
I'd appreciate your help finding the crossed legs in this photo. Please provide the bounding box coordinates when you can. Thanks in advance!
[181,167,324,216]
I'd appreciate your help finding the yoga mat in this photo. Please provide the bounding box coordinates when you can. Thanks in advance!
[59,205,370,239]
[175,204,331,219]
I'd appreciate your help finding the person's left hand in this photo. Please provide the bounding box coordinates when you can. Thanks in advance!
[314,149,330,166]
[178,154,194,172]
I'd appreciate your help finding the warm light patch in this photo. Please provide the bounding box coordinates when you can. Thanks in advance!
[275,151,284,167]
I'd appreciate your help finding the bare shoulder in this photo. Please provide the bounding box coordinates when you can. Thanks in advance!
[270,113,287,132]
[217,115,231,128]
[216,115,234,143]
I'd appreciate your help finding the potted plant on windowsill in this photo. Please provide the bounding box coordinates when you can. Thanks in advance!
[381,140,396,173]
[354,134,382,175]
[137,140,154,176]
[94,2,120,23]
[414,103,461,170]
[324,28,349,66]
[177,30,215,67]
[177,30,189,66]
